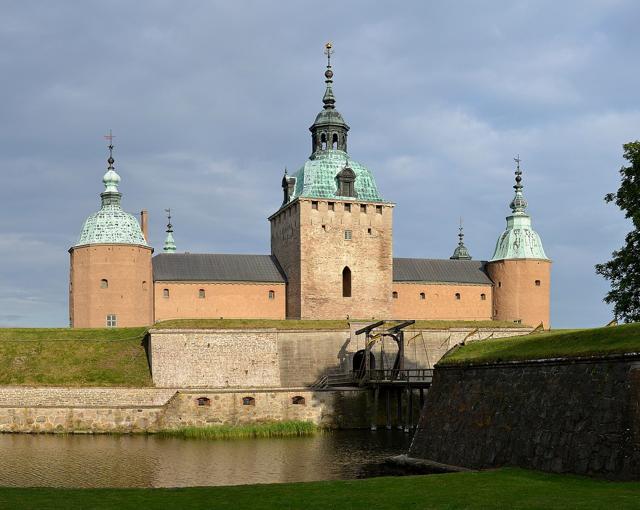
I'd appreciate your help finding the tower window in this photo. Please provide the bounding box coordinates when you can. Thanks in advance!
[376,205,383,214]
[269,290,275,300]
[481,293,486,300]
[342,267,352,298]
[367,228,372,235]
[498,282,502,288]
[106,314,117,328]
[321,133,327,150]
[242,396,256,406]
[535,280,541,287]
[328,202,335,211]
[142,281,148,291]
[312,201,318,210]
[163,288,170,298]
[392,291,398,299]
[332,133,338,149]
[336,167,357,198]
[344,203,351,213]
[100,279,108,289]
[360,204,366,213]
[199,289,205,299]
[455,293,461,300]
[344,230,352,240]
[420,292,426,300]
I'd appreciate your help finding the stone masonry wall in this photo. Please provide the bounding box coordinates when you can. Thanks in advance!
[150,327,530,388]
[409,356,640,480]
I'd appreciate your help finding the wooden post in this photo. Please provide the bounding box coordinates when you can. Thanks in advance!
[396,388,403,430]
[385,389,391,430]
[407,387,414,432]
[371,387,379,431]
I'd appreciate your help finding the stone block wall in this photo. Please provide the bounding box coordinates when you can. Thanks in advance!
[409,355,640,480]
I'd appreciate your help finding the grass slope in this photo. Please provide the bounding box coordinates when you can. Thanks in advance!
[441,322,640,365]
[2,468,640,510]
[0,328,151,386]
[154,318,520,330]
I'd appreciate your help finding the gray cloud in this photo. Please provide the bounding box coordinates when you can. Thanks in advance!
[1,0,638,327]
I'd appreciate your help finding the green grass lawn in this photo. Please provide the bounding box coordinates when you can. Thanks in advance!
[0,328,151,386]
[153,318,521,330]
[441,322,640,365]
[2,468,640,510]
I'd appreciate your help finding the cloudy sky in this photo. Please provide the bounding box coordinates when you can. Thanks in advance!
[1,1,638,328]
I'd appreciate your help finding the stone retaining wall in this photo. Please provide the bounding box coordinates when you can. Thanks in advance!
[408,355,640,480]
[149,327,529,388]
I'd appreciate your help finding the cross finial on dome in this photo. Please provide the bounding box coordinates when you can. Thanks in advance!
[102,130,120,193]
[450,217,472,260]
[163,208,177,253]
[322,42,336,110]
[510,154,528,214]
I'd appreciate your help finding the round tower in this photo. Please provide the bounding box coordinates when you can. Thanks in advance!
[485,158,551,328]
[69,140,153,328]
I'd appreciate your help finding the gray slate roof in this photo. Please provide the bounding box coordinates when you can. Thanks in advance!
[393,258,493,285]
[153,253,286,283]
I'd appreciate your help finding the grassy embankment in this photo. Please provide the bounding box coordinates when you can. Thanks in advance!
[2,468,640,510]
[159,421,318,440]
[0,327,151,386]
[153,318,520,330]
[0,319,521,387]
[441,322,640,365]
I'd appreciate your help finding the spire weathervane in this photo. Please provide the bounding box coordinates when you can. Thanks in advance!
[163,208,177,253]
[104,130,115,169]
[324,42,333,68]
[165,208,173,232]
[510,154,528,214]
[450,216,472,260]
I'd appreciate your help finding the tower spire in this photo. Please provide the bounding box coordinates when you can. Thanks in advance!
[163,208,177,253]
[509,154,528,214]
[322,42,336,110]
[102,129,121,194]
[450,217,472,260]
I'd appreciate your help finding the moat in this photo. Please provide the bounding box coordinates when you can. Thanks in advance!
[0,430,412,488]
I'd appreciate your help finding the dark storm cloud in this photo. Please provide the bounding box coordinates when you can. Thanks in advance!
[1,0,638,326]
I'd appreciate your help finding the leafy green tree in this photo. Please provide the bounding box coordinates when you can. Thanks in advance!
[596,141,640,322]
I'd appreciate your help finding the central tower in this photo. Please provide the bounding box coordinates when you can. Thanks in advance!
[269,44,394,319]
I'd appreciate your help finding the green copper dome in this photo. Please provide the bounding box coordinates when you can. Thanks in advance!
[490,162,548,261]
[75,149,148,247]
[288,149,384,202]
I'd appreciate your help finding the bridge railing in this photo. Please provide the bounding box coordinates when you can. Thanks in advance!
[365,368,433,383]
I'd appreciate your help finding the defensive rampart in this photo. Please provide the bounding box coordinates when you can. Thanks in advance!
[408,354,640,480]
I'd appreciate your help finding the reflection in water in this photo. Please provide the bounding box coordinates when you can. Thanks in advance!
[0,431,411,488]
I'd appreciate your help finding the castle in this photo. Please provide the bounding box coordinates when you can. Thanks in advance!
[69,46,551,329]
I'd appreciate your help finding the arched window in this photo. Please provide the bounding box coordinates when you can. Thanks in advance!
[419,292,426,300]
[199,289,205,299]
[332,133,338,149]
[100,279,108,289]
[342,267,352,298]
[321,133,327,150]
[481,293,486,300]
[242,396,256,406]
[292,396,306,405]
[336,167,356,197]
[142,281,148,291]
[268,290,275,300]
[455,293,461,300]
[196,397,211,406]
[392,291,398,299]
[163,288,170,298]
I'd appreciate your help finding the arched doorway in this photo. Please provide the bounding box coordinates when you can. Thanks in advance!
[353,349,375,379]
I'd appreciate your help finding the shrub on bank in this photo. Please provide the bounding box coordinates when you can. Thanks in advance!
[158,420,319,440]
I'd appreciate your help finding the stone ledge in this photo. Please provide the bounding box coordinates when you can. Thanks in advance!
[438,351,640,369]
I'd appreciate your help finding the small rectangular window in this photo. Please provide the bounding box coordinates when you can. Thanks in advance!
[163,288,170,298]
[344,203,351,213]
[199,289,206,299]
[535,280,541,287]
[376,205,383,214]
[360,204,366,213]
[328,202,335,211]
[106,314,117,328]
[268,290,275,300]
[312,201,318,210]
[344,230,352,240]
[367,228,372,235]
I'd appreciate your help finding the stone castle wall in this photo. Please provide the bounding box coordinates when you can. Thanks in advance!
[153,281,286,322]
[149,326,529,388]
[409,355,640,480]
[270,201,302,318]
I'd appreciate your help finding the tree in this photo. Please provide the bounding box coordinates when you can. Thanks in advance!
[596,141,640,322]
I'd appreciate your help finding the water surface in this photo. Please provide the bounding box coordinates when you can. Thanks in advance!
[0,430,411,488]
